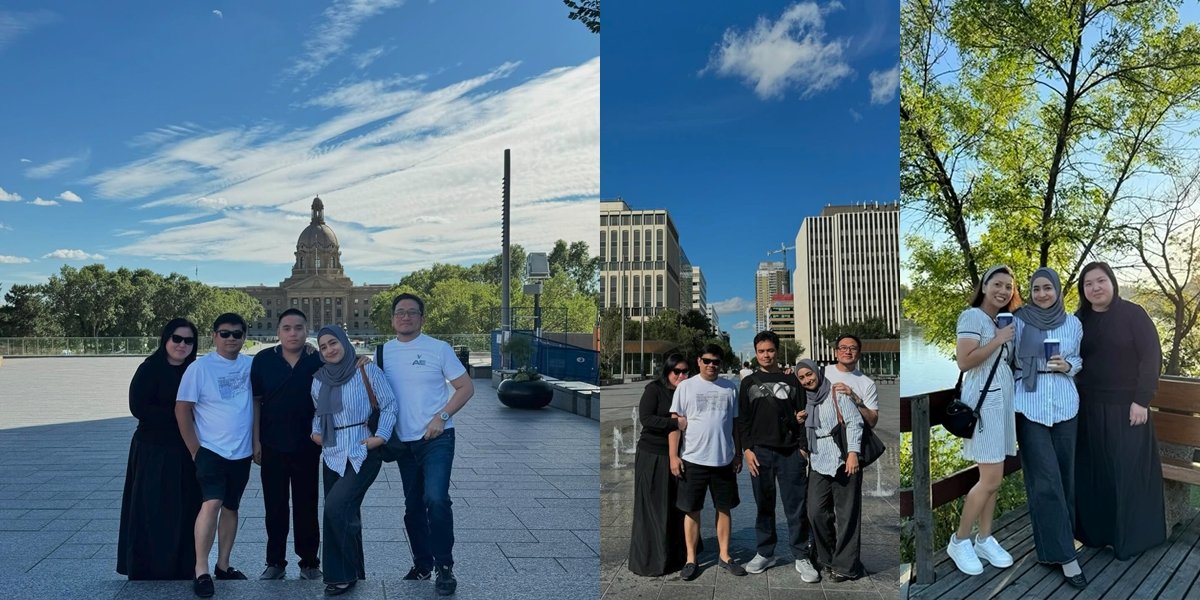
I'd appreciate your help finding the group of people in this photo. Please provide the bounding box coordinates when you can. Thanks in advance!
[116,293,474,597]
[627,331,879,583]
[949,261,1165,588]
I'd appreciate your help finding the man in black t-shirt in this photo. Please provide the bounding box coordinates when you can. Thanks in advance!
[737,331,819,583]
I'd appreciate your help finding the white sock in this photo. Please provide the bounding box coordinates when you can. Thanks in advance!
[975,534,992,545]
[951,533,970,545]
[1062,560,1081,577]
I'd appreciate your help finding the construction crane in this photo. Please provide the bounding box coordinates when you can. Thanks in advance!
[767,242,795,295]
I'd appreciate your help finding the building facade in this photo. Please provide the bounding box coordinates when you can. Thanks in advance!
[794,202,900,363]
[767,293,795,341]
[235,197,392,338]
[599,199,683,320]
[690,265,707,316]
[755,261,788,333]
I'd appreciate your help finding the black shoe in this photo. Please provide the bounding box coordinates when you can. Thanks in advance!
[718,559,746,576]
[403,565,432,580]
[193,574,214,598]
[435,565,457,596]
[214,565,247,580]
[680,562,699,581]
[829,571,850,583]
[1065,571,1088,588]
[324,581,356,596]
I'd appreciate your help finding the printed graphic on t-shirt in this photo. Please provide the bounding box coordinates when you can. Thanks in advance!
[749,382,794,402]
[218,373,247,400]
[411,354,427,367]
[697,391,732,414]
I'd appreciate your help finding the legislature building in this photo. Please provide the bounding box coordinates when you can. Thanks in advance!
[235,197,391,338]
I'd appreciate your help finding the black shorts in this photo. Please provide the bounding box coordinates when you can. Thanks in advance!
[195,447,252,511]
[676,460,740,513]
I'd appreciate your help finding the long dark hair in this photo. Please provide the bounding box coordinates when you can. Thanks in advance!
[1076,261,1121,316]
[659,352,687,385]
[154,317,199,365]
[969,265,1023,311]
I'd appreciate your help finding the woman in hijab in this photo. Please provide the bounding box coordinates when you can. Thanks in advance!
[797,358,864,581]
[309,325,396,596]
[1012,267,1086,587]
[947,265,1020,576]
[1074,261,1166,559]
[117,318,202,580]
[628,353,690,576]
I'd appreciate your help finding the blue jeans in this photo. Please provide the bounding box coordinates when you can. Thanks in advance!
[394,428,455,569]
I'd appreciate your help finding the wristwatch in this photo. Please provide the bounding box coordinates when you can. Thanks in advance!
[439,411,451,421]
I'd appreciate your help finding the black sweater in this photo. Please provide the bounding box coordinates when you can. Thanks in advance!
[128,352,190,447]
[637,379,679,455]
[1078,298,1162,407]
[736,371,807,453]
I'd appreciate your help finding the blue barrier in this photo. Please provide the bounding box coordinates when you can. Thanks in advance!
[491,330,599,385]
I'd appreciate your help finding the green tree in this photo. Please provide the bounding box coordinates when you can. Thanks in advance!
[548,239,599,295]
[779,338,806,365]
[0,284,60,337]
[819,316,898,347]
[562,0,599,34]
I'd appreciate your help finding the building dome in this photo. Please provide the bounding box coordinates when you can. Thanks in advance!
[289,196,345,276]
[298,222,338,247]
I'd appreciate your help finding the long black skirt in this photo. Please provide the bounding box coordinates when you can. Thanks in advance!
[1074,399,1166,560]
[627,450,687,576]
[116,434,202,579]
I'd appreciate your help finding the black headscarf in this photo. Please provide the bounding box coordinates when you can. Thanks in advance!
[797,359,829,452]
[148,317,199,367]
[1014,268,1067,392]
[1076,261,1121,317]
[313,325,358,448]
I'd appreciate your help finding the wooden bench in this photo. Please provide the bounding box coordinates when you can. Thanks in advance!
[1154,377,1200,485]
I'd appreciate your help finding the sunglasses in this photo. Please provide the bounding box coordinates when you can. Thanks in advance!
[670,368,689,375]
[170,334,196,345]
[700,357,721,365]
[216,330,245,339]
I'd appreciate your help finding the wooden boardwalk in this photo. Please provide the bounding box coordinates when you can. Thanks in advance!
[909,507,1200,600]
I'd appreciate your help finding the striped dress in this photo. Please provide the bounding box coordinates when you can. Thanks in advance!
[957,307,1016,463]
[311,364,397,476]
[1013,316,1083,426]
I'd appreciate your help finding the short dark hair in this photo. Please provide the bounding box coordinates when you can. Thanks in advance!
[743,361,750,368]
[391,293,425,315]
[213,312,247,333]
[834,334,862,350]
[700,343,724,359]
[278,308,307,322]
[660,353,687,382]
[753,330,780,350]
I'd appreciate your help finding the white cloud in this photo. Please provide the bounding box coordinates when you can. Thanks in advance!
[212,9,223,19]
[90,59,599,274]
[733,320,752,330]
[0,255,30,264]
[848,108,862,121]
[0,222,12,231]
[869,64,899,105]
[113,229,144,237]
[0,186,21,202]
[0,10,56,52]
[711,297,755,314]
[30,197,58,206]
[353,46,387,69]
[287,0,406,80]
[56,190,82,202]
[19,158,31,163]
[702,1,852,100]
[43,249,105,260]
[25,150,89,179]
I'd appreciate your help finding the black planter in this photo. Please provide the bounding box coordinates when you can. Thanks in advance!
[497,378,554,409]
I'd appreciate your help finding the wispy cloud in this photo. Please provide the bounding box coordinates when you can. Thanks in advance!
[0,255,30,264]
[869,64,898,104]
[0,10,56,52]
[848,108,862,121]
[701,1,851,100]
[0,186,21,202]
[711,297,755,313]
[25,150,89,179]
[91,59,600,274]
[30,197,58,206]
[212,10,223,19]
[56,190,82,202]
[733,320,752,330]
[287,0,406,80]
[0,222,12,231]
[113,229,144,237]
[43,249,105,260]
[354,45,388,69]
[19,158,31,163]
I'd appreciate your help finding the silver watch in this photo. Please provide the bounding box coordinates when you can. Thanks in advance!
[439,411,450,421]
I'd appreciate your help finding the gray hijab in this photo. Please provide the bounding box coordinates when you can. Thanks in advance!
[313,325,357,448]
[1013,267,1067,392]
[798,359,829,452]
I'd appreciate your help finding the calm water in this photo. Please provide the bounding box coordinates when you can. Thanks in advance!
[900,322,960,397]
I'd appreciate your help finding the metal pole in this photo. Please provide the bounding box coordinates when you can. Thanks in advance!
[619,305,625,381]
[640,315,645,376]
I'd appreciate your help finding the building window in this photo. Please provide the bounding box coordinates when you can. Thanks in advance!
[325,298,331,304]
[633,230,640,261]
[267,322,272,329]
[354,321,359,328]
[299,257,304,269]
[644,229,651,260]
[609,276,617,306]
[292,298,299,306]
[623,276,629,306]
[354,310,359,317]
[621,230,629,260]
[316,257,322,268]
[302,298,309,304]
[644,275,652,308]
[266,309,272,318]
[609,231,617,262]
[656,230,664,260]
[336,309,342,318]
[600,231,606,261]
[354,298,359,304]
[599,277,605,307]
[256,322,262,329]
[633,276,640,307]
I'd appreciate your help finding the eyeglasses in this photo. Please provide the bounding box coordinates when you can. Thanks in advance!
[837,346,859,352]
[170,334,196,345]
[216,330,245,339]
[700,357,721,365]
[393,310,422,318]
[670,368,689,375]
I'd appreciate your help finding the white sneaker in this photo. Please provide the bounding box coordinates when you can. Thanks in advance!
[974,535,1014,568]
[795,558,821,583]
[745,554,775,574]
[946,535,983,575]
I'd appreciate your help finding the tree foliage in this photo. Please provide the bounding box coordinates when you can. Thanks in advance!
[819,316,899,347]
[563,0,599,34]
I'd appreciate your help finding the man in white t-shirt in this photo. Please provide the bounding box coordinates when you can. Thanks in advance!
[823,334,879,428]
[377,293,474,597]
[738,362,754,379]
[669,344,745,580]
[176,313,254,598]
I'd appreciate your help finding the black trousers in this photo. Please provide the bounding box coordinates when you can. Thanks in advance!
[1017,414,1078,564]
[808,466,863,577]
[261,444,321,568]
[322,453,383,585]
[749,445,811,560]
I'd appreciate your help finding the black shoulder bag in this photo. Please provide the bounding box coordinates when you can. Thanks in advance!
[944,347,1004,439]
[829,394,887,468]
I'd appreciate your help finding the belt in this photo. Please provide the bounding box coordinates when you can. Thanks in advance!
[334,421,366,431]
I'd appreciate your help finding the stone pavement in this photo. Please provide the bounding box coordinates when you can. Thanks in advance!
[0,356,598,600]
[600,378,902,600]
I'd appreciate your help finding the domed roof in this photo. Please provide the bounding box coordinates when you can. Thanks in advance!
[298,222,338,247]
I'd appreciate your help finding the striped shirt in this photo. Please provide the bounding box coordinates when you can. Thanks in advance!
[311,364,396,476]
[810,392,863,477]
[1013,315,1083,426]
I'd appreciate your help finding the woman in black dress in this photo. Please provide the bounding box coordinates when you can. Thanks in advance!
[628,353,691,576]
[1074,261,1166,559]
[117,318,203,579]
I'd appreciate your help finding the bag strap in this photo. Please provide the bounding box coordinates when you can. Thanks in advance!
[831,391,846,426]
[359,364,379,412]
[973,346,1005,413]
[375,344,384,370]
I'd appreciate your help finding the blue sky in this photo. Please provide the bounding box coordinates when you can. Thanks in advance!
[0,1,598,297]
[601,0,900,359]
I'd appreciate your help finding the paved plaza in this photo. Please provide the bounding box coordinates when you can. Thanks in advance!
[600,378,903,600]
[0,356,599,600]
